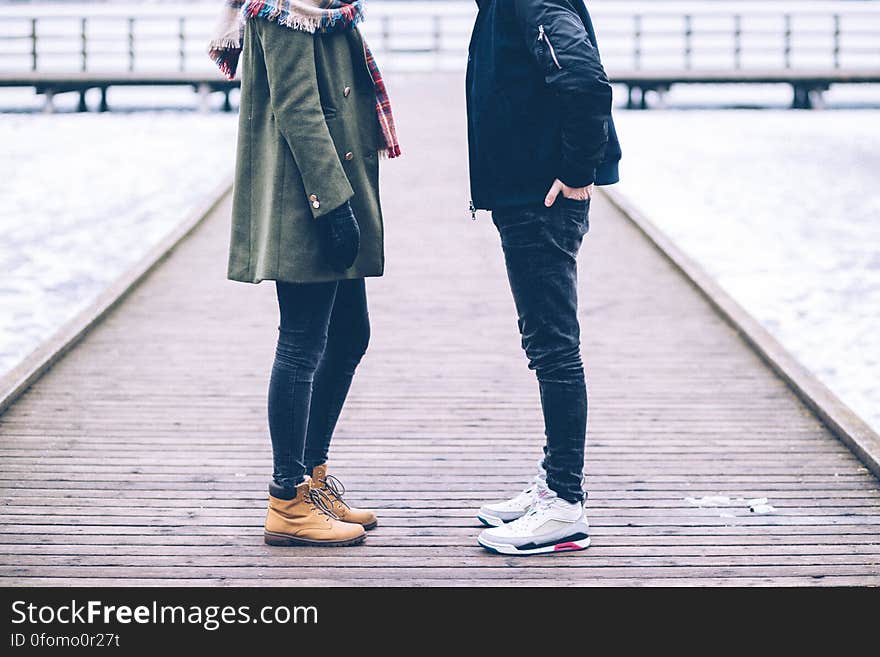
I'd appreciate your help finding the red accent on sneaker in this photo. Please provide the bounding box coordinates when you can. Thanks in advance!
[554,542,584,552]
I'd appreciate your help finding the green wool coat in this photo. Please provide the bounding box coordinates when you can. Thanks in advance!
[228,17,385,284]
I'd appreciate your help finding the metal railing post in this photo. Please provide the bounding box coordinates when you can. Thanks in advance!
[382,14,391,52]
[433,15,442,53]
[633,14,642,70]
[179,17,186,72]
[80,17,88,72]
[30,18,38,71]
[783,13,792,69]
[684,14,692,70]
[733,14,742,70]
[128,17,135,72]
[833,14,841,69]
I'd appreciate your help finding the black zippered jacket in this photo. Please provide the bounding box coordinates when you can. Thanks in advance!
[467,0,621,210]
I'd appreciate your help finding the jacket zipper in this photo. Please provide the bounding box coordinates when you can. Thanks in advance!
[537,25,562,70]
[469,200,477,221]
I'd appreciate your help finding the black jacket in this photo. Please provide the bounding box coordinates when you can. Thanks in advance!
[466,0,621,211]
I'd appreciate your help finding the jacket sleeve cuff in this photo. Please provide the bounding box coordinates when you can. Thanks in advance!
[304,181,355,220]
[595,160,620,186]
[558,164,597,189]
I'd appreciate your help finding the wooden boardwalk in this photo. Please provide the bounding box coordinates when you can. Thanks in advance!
[2,75,880,586]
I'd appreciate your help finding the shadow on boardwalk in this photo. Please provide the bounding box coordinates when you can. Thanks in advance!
[2,75,879,586]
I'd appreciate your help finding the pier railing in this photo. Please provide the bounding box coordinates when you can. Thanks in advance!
[0,2,878,74]
[0,2,878,110]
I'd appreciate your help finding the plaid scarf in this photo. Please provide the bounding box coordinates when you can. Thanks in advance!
[209,0,400,159]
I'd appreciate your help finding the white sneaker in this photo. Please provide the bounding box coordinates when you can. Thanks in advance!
[477,467,546,527]
[477,482,590,555]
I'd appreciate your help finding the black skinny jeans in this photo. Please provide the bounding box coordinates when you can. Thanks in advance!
[268,279,370,499]
[492,198,591,503]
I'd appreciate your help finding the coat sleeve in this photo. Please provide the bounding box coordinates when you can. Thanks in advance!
[513,0,612,187]
[256,19,354,219]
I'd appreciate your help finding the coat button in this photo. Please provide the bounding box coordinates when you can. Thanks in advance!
[312,200,321,210]
[344,152,354,161]
[343,86,351,97]
[309,194,318,202]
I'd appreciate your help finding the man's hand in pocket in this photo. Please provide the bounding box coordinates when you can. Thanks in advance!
[544,179,594,207]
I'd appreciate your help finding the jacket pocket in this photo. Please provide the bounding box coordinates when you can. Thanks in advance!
[557,197,591,239]
[537,25,562,70]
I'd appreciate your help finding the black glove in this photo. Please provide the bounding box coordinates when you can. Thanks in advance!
[318,201,360,271]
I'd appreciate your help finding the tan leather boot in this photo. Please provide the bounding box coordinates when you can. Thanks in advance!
[311,464,378,530]
[264,479,366,547]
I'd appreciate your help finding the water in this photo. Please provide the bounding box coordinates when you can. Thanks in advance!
[613,104,880,432]
[0,106,237,375]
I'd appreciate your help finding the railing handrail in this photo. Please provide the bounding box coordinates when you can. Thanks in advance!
[2,2,878,75]
[3,1,880,20]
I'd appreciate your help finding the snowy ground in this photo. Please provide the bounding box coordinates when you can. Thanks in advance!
[613,106,880,433]
[0,104,237,375]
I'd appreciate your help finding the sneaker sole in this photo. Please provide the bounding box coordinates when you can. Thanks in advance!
[264,531,366,547]
[477,534,590,556]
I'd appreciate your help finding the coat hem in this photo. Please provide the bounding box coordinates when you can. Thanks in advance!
[228,269,384,285]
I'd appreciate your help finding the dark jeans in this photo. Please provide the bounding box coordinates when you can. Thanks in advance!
[268,279,370,499]
[492,198,591,503]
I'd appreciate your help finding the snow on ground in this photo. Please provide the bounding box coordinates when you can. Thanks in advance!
[613,107,880,433]
[0,107,237,375]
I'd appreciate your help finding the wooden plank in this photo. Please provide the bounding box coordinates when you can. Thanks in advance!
[2,565,879,581]
[3,532,880,548]
[6,497,880,509]
[6,524,880,538]
[4,544,880,558]
[4,554,880,570]
[7,576,880,587]
[1,576,876,587]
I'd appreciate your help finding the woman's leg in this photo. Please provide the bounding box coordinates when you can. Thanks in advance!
[303,278,370,470]
[268,280,339,498]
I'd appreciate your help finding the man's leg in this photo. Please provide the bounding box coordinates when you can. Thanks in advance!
[477,198,591,554]
[499,199,590,502]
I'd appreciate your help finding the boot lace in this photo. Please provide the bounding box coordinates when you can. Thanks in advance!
[322,474,351,510]
[307,487,341,520]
